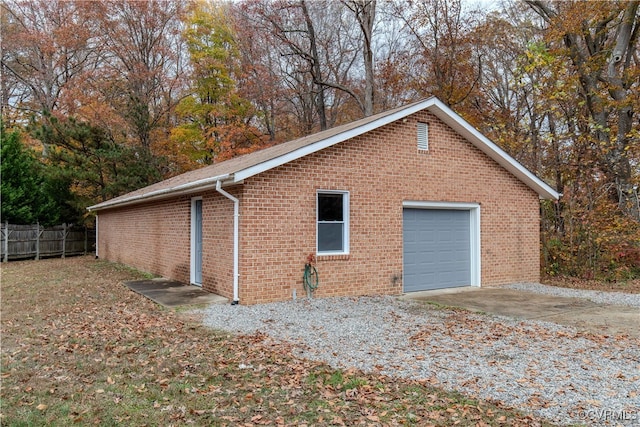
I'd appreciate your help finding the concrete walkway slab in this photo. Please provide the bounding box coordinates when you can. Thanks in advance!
[404,287,640,338]
[124,279,228,308]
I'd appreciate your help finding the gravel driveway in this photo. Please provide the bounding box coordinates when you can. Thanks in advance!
[200,289,640,426]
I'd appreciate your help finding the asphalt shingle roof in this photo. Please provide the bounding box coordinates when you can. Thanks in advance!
[88,97,558,212]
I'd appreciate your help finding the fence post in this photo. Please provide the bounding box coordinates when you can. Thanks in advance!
[61,223,66,259]
[36,222,40,260]
[84,225,88,255]
[3,221,8,263]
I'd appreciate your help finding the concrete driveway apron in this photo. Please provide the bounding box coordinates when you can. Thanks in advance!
[404,287,640,339]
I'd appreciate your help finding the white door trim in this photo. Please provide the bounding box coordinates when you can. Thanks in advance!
[402,201,481,287]
[190,197,203,286]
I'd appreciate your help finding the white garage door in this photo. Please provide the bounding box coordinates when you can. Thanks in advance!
[403,208,472,292]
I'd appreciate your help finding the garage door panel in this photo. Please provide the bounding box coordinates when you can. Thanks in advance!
[403,208,471,292]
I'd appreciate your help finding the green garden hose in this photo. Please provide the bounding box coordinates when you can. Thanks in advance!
[303,263,319,296]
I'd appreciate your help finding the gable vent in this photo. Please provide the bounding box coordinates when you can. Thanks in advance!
[417,122,429,151]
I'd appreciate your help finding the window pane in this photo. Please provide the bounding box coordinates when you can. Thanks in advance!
[318,223,343,252]
[318,193,343,221]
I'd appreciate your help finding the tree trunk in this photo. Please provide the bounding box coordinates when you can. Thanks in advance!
[300,0,327,131]
[606,1,638,218]
[346,0,376,116]
[527,0,639,220]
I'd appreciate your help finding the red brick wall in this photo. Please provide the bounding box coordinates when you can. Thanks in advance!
[238,110,540,304]
[97,190,236,300]
[98,196,191,282]
[200,189,237,298]
[98,109,541,305]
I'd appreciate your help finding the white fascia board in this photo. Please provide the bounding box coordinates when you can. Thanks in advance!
[427,100,559,200]
[87,173,232,211]
[233,99,437,183]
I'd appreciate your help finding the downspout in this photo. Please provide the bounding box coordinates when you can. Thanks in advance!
[216,180,239,305]
[95,215,99,259]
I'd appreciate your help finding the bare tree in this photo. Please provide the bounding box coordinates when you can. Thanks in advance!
[1,0,99,119]
[342,0,376,116]
[241,0,379,134]
[391,0,483,108]
[94,0,188,150]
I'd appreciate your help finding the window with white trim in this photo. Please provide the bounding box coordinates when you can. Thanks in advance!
[417,122,429,151]
[317,191,349,254]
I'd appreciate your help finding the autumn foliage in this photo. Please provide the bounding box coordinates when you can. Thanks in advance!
[1,0,638,279]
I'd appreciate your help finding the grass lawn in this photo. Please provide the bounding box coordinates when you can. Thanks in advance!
[1,256,553,426]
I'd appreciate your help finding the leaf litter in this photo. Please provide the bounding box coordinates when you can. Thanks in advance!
[0,256,580,425]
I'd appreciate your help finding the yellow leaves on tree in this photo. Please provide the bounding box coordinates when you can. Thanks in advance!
[170,0,269,166]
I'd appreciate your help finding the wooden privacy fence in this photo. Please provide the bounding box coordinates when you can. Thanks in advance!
[1,222,96,262]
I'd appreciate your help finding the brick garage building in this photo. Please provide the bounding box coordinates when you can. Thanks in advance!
[89,98,559,305]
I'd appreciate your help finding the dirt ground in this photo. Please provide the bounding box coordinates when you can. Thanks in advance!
[542,275,640,293]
